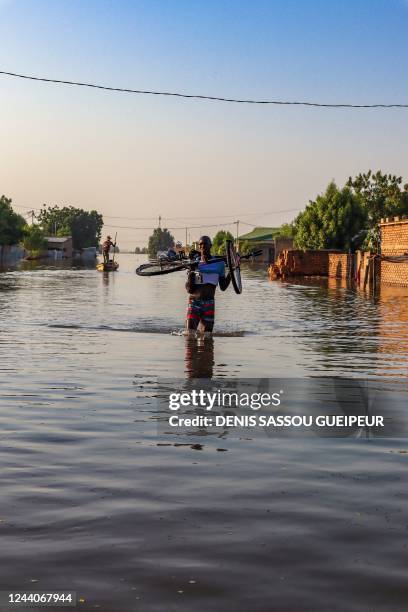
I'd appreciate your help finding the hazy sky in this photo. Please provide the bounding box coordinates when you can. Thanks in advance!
[1,0,408,247]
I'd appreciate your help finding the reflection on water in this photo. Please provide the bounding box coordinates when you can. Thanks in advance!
[0,255,408,611]
[266,276,408,377]
[376,285,408,375]
[184,335,215,378]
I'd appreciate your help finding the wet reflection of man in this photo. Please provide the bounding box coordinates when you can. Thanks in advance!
[184,334,215,379]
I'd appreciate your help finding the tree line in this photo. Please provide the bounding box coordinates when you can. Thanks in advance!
[293,171,408,251]
[2,170,407,256]
[0,199,103,253]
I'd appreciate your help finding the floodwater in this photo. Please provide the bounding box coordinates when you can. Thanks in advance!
[0,253,408,611]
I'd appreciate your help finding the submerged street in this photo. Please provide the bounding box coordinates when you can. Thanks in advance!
[0,255,407,610]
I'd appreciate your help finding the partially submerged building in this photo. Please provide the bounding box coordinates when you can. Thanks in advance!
[0,245,25,264]
[270,217,408,288]
[270,249,352,280]
[45,236,73,259]
[238,227,293,263]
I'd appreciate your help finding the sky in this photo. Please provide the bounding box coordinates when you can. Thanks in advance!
[1,0,408,248]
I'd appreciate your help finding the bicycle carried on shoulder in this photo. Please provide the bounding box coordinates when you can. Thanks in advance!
[136,241,262,294]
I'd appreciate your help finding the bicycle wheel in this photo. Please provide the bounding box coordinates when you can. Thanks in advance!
[136,260,188,276]
[226,240,242,294]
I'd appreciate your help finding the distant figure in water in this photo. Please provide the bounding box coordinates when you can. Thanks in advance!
[165,247,177,260]
[102,235,116,264]
[185,235,230,333]
[175,241,186,259]
[165,242,185,260]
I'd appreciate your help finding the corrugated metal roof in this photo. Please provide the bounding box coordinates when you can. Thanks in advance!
[45,236,72,243]
[238,227,278,241]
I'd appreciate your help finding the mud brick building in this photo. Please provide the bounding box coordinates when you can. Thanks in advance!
[270,217,408,288]
[380,218,408,287]
[270,249,352,280]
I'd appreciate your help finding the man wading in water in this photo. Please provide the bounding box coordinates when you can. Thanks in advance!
[185,235,231,333]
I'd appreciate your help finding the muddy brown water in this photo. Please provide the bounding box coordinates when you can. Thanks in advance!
[0,254,408,611]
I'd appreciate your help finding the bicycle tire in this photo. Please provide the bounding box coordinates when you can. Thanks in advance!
[226,240,242,294]
[136,260,188,276]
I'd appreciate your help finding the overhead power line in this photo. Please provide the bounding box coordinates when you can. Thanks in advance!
[12,204,42,210]
[1,70,407,108]
[239,220,259,227]
[11,204,254,230]
[99,207,300,221]
[12,202,299,221]
[150,208,301,221]
[103,220,251,231]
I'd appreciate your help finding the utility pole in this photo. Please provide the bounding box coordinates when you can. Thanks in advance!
[158,215,161,229]
[185,227,188,248]
[234,220,240,247]
[27,210,36,225]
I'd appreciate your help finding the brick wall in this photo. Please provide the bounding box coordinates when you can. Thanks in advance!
[380,218,408,287]
[380,218,408,256]
[328,253,350,278]
[270,249,351,279]
[380,260,408,287]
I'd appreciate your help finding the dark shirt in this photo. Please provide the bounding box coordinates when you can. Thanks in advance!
[102,240,114,253]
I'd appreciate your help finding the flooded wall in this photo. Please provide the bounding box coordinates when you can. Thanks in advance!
[0,244,25,263]
[270,249,351,279]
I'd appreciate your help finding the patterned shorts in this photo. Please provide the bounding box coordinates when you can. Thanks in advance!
[186,298,215,325]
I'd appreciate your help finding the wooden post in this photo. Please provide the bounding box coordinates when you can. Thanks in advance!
[347,250,353,280]
[372,256,377,292]
[363,256,370,290]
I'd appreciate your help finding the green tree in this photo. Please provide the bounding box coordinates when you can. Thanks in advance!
[347,170,408,226]
[0,196,26,245]
[275,222,295,239]
[37,205,103,250]
[238,240,252,255]
[148,228,175,257]
[294,182,367,251]
[21,224,47,253]
[212,230,234,255]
